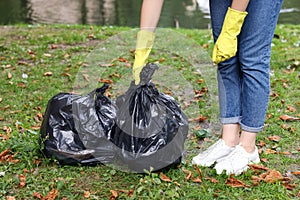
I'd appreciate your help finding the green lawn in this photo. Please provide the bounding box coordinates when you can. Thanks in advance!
[0,24,299,199]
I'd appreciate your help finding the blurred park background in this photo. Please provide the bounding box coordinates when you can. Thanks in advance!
[0,0,299,29]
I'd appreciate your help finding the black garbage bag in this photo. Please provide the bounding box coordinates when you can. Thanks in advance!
[40,84,117,165]
[109,64,189,172]
[40,63,188,172]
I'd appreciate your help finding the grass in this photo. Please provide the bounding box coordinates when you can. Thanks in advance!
[0,24,299,199]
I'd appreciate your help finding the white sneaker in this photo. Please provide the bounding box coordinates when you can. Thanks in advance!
[214,144,260,175]
[192,139,235,167]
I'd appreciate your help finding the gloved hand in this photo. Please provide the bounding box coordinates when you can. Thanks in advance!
[133,30,155,85]
[212,7,248,64]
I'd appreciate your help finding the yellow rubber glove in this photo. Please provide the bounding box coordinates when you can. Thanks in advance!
[133,30,155,85]
[212,7,248,64]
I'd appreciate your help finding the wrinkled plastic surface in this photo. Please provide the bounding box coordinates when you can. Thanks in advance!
[40,84,116,165]
[110,64,189,172]
[40,63,188,172]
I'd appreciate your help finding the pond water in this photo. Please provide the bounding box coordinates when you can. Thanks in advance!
[0,0,299,29]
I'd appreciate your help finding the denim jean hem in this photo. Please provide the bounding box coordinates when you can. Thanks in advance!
[240,122,264,133]
[220,116,241,124]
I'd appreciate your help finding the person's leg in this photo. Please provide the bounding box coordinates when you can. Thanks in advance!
[210,0,242,145]
[192,0,241,166]
[238,0,284,151]
[214,0,284,175]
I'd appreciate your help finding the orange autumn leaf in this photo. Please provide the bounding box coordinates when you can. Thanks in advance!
[249,164,269,171]
[0,148,10,158]
[279,151,291,155]
[188,115,207,122]
[264,170,283,183]
[284,183,296,190]
[109,190,118,200]
[108,73,122,78]
[33,192,43,199]
[205,177,218,183]
[226,175,249,188]
[264,149,277,154]
[280,114,300,121]
[268,135,281,142]
[261,158,268,163]
[160,172,172,182]
[292,171,300,175]
[192,177,202,183]
[44,189,58,200]
[19,174,26,188]
[182,169,192,180]
[119,57,129,62]
[193,164,202,176]
[84,190,90,198]
[98,78,113,84]
[127,189,134,197]
[258,140,266,147]
[286,105,297,112]
[251,175,263,182]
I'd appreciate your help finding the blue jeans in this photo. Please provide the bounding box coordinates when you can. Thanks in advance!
[209,0,284,132]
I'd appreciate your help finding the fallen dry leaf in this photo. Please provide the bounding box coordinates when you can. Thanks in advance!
[226,175,249,188]
[264,149,277,154]
[43,72,53,77]
[61,72,71,77]
[118,189,134,197]
[83,74,90,82]
[258,140,266,147]
[33,192,43,199]
[98,78,113,84]
[182,169,192,180]
[44,189,58,200]
[160,172,172,182]
[7,72,12,79]
[188,115,207,122]
[264,170,283,183]
[286,105,297,112]
[292,171,300,176]
[19,174,26,188]
[6,196,16,200]
[261,158,268,163]
[205,177,218,183]
[99,63,115,67]
[3,126,12,134]
[109,190,118,200]
[119,57,129,63]
[30,126,41,130]
[50,44,58,49]
[268,135,281,142]
[17,82,26,88]
[280,114,300,121]
[193,164,202,176]
[108,73,122,78]
[249,164,269,171]
[83,190,90,198]
[192,177,202,183]
[18,60,28,65]
[251,177,262,186]
[43,53,52,57]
